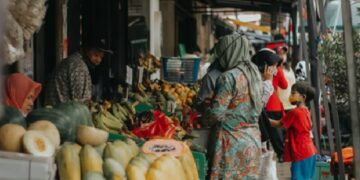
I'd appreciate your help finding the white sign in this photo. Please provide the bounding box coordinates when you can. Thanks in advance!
[138,66,144,83]
[126,66,133,85]
[150,69,161,80]
[166,101,177,113]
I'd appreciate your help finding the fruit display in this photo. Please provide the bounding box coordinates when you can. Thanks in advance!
[56,143,82,180]
[138,53,162,74]
[0,121,59,157]
[28,120,61,148]
[0,106,26,127]
[26,102,93,143]
[77,125,109,146]
[56,138,198,180]
[0,123,26,152]
[139,79,199,110]
[92,102,127,134]
[54,102,94,126]
[80,145,104,176]
[22,130,55,157]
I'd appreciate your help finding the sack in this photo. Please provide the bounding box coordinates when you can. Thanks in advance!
[259,150,278,180]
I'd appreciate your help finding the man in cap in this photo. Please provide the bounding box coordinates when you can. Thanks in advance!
[45,40,112,106]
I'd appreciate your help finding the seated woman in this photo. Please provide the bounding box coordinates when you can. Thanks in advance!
[4,73,42,116]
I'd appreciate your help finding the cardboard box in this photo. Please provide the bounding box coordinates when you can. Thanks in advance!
[0,151,56,180]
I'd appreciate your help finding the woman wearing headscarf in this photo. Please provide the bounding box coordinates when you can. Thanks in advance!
[4,73,42,116]
[206,34,263,179]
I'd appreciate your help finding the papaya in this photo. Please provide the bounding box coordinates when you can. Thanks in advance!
[82,172,106,180]
[125,138,140,157]
[94,143,107,156]
[103,158,126,180]
[104,141,133,168]
[80,145,103,176]
[146,155,186,180]
[142,139,198,180]
[126,153,158,180]
[177,144,199,180]
[56,143,82,180]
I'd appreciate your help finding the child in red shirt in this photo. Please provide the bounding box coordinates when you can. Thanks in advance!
[270,81,317,179]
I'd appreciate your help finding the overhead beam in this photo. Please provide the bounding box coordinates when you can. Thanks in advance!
[209,2,293,13]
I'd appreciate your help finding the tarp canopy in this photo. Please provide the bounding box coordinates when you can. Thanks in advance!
[226,18,271,33]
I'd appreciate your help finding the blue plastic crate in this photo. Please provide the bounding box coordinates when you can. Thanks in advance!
[161,57,201,83]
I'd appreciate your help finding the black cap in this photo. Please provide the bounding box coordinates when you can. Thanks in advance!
[86,39,113,54]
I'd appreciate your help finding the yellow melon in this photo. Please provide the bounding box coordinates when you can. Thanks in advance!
[0,124,26,152]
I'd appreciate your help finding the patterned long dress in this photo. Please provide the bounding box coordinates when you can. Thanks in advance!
[208,68,262,180]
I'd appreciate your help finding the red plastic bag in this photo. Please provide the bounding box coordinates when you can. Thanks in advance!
[132,110,176,139]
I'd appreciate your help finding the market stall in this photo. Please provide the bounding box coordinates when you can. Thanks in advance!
[0,51,209,180]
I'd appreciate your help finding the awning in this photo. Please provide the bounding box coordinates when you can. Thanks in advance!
[226,18,271,33]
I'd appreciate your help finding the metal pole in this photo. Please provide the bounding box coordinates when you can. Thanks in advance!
[316,0,335,154]
[291,5,298,63]
[330,86,346,180]
[298,0,321,151]
[306,0,322,153]
[317,0,327,33]
[341,0,360,178]
[298,0,309,71]
[321,80,335,153]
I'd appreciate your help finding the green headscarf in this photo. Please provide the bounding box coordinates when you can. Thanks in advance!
[214,33,263,112]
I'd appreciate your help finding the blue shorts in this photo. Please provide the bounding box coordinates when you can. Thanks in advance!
[291,155,316,180]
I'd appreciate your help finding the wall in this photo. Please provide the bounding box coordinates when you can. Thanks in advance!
[0,0,7,112]
[195,9,213,55]
[149,0,162,57]
[160,0,176,56]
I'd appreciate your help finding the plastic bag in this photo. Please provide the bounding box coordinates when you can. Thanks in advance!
[132,110,176,139]
[259,150,278,180]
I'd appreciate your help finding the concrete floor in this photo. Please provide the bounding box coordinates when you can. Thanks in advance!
[277,161,292,180]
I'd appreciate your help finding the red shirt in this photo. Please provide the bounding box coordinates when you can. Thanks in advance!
[281,107,317,162]
[266,67,288,112]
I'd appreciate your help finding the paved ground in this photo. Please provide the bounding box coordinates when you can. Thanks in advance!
[277,161,292,180]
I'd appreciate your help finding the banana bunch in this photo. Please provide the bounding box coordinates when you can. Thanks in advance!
[138,53,161,74]
[111,103,129,122]
[93,105,124,134]
[121,101,139,115]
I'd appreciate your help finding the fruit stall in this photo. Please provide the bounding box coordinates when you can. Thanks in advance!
[0,54,208,180]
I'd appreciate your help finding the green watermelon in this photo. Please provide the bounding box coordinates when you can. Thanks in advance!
[0,106,26,127]
[54,102,93,126]
[26,107,74,143]
[26,102,94,143]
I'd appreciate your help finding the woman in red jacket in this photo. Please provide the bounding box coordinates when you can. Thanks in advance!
[265,54,288,161]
